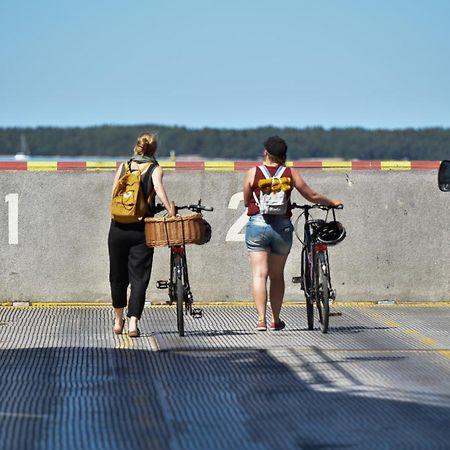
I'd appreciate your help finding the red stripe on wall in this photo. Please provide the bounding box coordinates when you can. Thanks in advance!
[0,160,443,171]
[57,161,87,171]
[234,161,258,171]
[292,161,323,170]
[352,161,382,170]
[0,162,27,170]
[175,161,205,170]
[410,161,440,171]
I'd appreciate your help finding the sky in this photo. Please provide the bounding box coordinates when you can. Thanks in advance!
[1,0,449,130]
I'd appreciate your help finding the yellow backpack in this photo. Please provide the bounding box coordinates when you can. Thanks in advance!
[111,161,155,223]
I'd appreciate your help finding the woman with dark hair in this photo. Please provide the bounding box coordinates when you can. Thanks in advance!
[108,132,173,337]
[243,136,342,331]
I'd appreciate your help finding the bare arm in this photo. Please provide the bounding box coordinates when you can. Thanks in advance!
[111,163,124,197]
[152,166,174,215]
[243,167,256,207]
[291,169,342,207]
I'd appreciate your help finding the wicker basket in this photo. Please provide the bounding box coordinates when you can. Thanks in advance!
[144,213,205,247]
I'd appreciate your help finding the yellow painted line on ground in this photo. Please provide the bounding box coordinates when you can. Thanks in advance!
[204,161,235,171]
[353,307,449,363]
[86,161,117,171]
[148,335,160,352]
[367,312,384,318]
[403,329,418,335]
[115,335,134,349]
[381,161,412,171]
[322,161,352,171]
[27,161,58,171]
[2,301,450,309]
[30,302,111,308]
[418,337,440,346]
[438,350,450,360]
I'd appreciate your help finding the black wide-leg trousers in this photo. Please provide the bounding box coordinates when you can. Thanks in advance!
[108,220,154,319]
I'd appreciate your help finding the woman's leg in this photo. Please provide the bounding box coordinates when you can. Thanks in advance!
[114,307,125,333]
[108,222,129,332]
[268,253,289,323]
[248,251,270,323]
[127,241,154,333]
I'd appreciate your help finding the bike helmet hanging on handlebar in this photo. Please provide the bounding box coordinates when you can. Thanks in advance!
[315,221,346,246]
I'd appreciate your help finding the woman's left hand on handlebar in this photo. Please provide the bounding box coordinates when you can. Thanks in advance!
[330,199,343,208]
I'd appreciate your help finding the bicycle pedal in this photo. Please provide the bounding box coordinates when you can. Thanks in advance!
[156,280,169,289]
[191,308,203,319]
[292,276,302,284]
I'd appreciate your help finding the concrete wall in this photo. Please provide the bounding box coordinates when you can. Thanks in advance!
[1,168,449,303]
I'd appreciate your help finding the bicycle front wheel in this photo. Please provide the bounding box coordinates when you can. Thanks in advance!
[315,252,330,333]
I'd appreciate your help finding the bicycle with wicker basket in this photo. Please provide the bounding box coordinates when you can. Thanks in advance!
[144,200,213,336]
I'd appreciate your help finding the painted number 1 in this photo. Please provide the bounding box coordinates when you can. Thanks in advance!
[5,193,19,245]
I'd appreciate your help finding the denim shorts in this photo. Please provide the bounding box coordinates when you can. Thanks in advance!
[245,214,293,256]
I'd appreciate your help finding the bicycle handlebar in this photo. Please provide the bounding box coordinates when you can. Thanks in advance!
[178,204,214,213]
[155,200,214,214]
[291,203,343,211]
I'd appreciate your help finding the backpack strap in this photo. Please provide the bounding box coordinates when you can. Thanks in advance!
[258,165,272,179]
[252,191,260,206]
[144,163,159,215]
[253,166,270,207]
[274,166,286,178]
[258,165,286,180]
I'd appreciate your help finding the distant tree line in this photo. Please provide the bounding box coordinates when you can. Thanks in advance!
[0,125,449,160]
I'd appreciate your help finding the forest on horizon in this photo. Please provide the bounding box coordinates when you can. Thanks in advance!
[0,125,449,160]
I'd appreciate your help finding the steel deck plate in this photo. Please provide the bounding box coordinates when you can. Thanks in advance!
[0,304,449,450]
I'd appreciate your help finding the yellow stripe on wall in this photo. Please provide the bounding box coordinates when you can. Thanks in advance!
[381,161,412,171]
[322,161,352,171]
[160,161,176,171]
[27,162,58,171]
[86,161,117,171]
[204,161,235,171]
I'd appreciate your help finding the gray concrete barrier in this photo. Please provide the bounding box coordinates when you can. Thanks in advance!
[1,167,449,303]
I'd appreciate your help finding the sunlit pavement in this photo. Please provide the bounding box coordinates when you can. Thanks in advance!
[1,303,450,449]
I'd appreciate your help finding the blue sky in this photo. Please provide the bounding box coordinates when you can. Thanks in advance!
[1,0,449,130]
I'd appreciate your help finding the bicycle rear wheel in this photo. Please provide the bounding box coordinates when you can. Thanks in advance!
[315,252,330,333]
[301,247,314,330]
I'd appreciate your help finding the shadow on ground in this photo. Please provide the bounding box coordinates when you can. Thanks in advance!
[1,346,449,450]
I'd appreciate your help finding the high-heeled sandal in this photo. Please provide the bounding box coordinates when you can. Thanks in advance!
[113,318,125,335]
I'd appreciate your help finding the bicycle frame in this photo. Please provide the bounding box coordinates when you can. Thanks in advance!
[169,245,194,314]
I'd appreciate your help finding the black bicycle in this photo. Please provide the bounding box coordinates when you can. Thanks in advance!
[155,200,213,336]
[292,203,345,333]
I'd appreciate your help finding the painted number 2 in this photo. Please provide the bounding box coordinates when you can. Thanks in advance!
[226,192,248,242]
[5,193,19,245]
